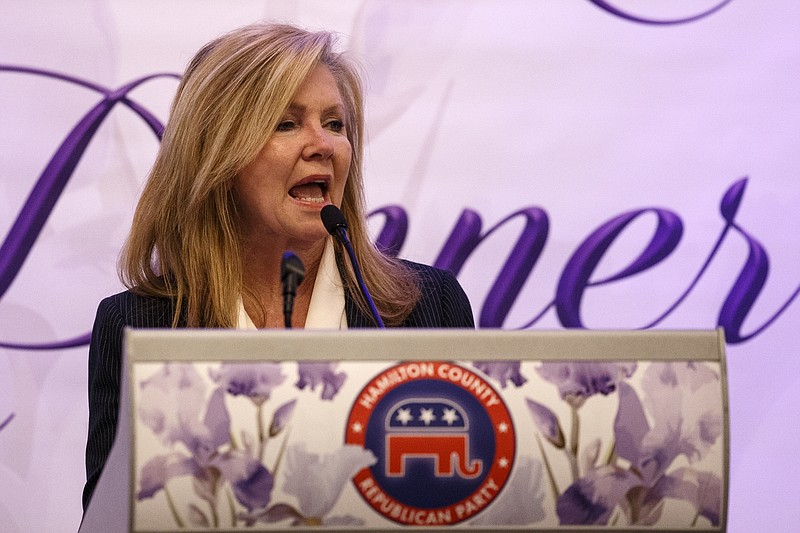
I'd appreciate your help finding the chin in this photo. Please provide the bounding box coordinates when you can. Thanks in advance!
[291,223,330,244]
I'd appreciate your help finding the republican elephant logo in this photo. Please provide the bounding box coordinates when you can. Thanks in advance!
[384,398,482,478]
[346,361,515,526]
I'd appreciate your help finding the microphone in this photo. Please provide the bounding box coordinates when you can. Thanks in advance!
[320,204,385,328]
[280,251,305,328]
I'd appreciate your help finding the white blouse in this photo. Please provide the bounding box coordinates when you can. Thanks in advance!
[236,238,347,330]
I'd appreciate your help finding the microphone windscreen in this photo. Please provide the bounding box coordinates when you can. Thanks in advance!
[320,204,348,235]
[280,251,305,283]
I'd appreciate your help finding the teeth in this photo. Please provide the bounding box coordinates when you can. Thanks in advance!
[289,180,327,203]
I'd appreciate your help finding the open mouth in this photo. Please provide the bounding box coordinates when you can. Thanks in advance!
[288,179,329,204]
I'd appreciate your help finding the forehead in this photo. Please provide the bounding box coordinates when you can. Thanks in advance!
[288,64,345,109]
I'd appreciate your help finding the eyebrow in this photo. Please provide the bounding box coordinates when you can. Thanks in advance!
[285,102,346,115]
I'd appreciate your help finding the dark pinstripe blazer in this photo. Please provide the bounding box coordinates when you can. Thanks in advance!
[82,261,473,510]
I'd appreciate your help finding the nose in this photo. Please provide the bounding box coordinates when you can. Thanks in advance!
[302,124,334,161]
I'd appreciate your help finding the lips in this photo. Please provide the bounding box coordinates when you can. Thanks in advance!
[288,177,329,204]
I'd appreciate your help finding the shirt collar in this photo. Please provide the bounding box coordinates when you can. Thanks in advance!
[236,238,347,330]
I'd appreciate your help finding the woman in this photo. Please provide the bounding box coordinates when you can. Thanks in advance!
[83,22,474,510]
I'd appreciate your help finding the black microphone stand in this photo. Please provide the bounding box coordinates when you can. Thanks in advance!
[280,251,305,329]
[320,205,385,328]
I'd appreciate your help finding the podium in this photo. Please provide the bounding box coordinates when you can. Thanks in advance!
[80,328,728,532]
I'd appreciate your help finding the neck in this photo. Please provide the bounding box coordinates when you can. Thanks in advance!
[240,238,327,329]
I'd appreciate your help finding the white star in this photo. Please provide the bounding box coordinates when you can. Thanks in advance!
[395,408,413,425]
[419,407,436,425]
[441,408,460,425]
[351,421,363,433]
[498,457,509,468]
[498,422,509,433]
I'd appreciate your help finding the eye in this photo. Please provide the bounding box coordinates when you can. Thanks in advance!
[326,119,345,133]
[276,120,296,132]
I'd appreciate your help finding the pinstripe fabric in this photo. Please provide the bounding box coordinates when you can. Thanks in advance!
[82,261,473,510]
[345,261,475,328]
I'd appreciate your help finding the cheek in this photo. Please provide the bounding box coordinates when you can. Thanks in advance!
[233,174,262,210]
[336,142,353,176]
[335,156,352,199]
[243,142,290,184]
[232,184,258,224]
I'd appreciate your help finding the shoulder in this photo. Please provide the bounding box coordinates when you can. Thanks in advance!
[399,260,475,328]
[400,260,462,294]
[88,290,177,368]
[95,289,177,329]
[401,260,452,282]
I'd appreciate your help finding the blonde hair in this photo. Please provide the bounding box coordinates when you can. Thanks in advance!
[120,22,419,327]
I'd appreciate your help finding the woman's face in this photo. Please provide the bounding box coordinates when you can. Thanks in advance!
[234,64,352,250]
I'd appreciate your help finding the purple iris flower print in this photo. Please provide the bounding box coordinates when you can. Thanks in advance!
[470,455,546,526]
[296,362,346,400]
[138,453,197,500]
[214,451,274,512]
[136,364,273,525]
[557,362,723,527]
[241,443,377,526]
[269,398,297,437]
[636,362,722,466]
[537,361,636,407]
[525,398,565,448]
[210,363,286,406]
[138,363,210,446]
[556,465,638,525]
[473,361,527,388]
[281,443,377,524]
[528,361,638,486]
[211,364,296,464]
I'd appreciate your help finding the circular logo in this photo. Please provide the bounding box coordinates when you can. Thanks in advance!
[345,361,515,526]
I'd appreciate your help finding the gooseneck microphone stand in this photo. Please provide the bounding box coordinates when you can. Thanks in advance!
[320,204,385,328]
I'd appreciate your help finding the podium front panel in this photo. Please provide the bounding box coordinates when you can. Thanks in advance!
[118,329,728,532]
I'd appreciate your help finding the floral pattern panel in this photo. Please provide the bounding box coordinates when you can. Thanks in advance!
[131,358,725,530]
[521,361,724,529]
